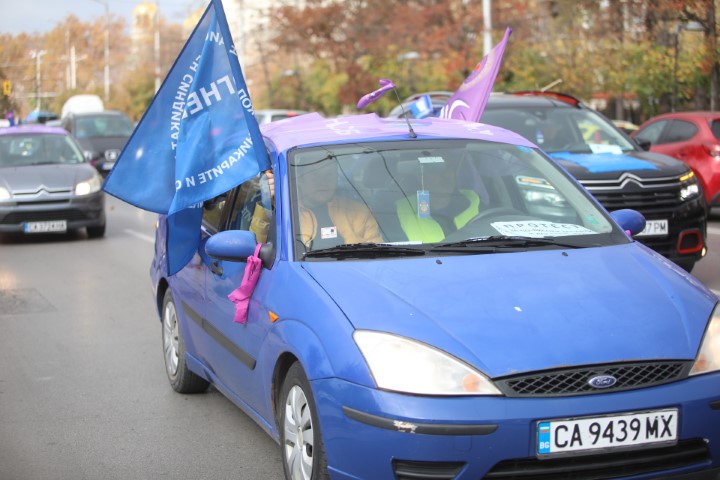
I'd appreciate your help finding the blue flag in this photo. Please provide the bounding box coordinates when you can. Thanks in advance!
[103,0,267,274]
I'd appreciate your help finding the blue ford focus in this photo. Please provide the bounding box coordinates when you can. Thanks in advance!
[150,113,720,479]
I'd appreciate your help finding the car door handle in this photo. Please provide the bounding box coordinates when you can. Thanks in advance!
[210,260,223,276]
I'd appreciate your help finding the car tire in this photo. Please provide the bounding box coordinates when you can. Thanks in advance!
[86,223,106,238]
[161,289,209,394]
[279,362,329,480]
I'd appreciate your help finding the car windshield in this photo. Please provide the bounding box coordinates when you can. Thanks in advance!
[75,115,134,139]
[0,133,85,166]
[481,106,637,154]
[288,139,627,259]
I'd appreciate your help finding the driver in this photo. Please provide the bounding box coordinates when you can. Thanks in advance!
[395,156,480,243]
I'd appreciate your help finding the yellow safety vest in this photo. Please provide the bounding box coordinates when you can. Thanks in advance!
[395,190,480,243]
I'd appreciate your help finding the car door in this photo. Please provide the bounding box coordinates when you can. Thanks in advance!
[200,173,277,410]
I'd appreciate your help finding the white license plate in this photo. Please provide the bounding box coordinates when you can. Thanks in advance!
[24,220,67,233]
[536,408,677,457]
[636,219,668,236]
[102,162,115,171]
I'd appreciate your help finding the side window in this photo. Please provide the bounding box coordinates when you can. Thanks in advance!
[226,172,274,243]
[635,120,667,144]
[202,193,229,233]
[664,120,697,143]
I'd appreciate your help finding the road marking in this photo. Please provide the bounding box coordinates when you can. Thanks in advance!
[709,227,720,236]
[125,229,155,243]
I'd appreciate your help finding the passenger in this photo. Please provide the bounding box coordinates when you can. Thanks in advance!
[254,161,383,249]
[293,158,383,249]
[395,159,480,243]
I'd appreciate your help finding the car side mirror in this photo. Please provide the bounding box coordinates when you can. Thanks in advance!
[634,138,651,151]
[610,209,646,236]
[205,230,274,269]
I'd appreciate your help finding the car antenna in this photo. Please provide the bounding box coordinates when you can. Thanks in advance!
[357,78,416,138]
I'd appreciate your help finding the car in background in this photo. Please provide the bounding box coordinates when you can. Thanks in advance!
[632,111,720,210]
[150,112,720,480]
[0,124,105,238]
[24,110,59,124]
[254,109,308,124]
[390,91,708,272]
[60,111,134,174]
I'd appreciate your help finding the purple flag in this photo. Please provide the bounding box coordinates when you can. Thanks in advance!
[357,79,396,109]
[439,27,512,122]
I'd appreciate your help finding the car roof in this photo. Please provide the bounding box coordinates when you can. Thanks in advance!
[0,124,68,136]
[260,112,536,152]
[649,111,720,120]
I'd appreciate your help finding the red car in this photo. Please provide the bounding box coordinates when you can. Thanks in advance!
[632,111,720,208]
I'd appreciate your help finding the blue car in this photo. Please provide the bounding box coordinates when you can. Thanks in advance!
[150,113,720,479]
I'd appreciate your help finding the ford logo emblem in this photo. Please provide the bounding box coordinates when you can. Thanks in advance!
[588,375,617,389]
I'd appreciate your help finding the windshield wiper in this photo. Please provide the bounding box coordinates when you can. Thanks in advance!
[303,243,426,259]
[431,235,592,252]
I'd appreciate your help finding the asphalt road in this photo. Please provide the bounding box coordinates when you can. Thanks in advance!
[0,196,284,480]
[1,197,718,480]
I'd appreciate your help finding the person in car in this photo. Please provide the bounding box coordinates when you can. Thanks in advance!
[256,161,383,249]
[395,158,480,243]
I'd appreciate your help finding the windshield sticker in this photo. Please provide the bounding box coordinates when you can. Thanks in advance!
[550,152,658,173]
[491,221,595,237]
[321,226,338,239]
[418,156,445,164]
[589,143,623,155]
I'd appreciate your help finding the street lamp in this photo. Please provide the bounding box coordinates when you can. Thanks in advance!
[90,0,110,102]
[672,20,704,112]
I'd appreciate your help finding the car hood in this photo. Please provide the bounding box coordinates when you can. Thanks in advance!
[549,150,689,180]
[301,244,715,377]
[0,163,95,191]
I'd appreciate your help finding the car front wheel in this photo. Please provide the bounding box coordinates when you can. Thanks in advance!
[279,362,329,480]
[161,289,209,394]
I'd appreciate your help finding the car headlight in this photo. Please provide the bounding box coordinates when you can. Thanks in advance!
[679,171,701,201]
[0,186,10,201]
[75,174,102,196]
[353,330,502,396]
[690,303,720,376]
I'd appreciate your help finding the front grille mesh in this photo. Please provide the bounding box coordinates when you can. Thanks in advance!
[485,439,709,479]
[496,361,691,397]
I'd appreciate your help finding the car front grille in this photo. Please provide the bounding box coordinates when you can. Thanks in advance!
[495,361,692,397]
[485,438,709,479]
[580,173,684,211]
[1,209,92,225]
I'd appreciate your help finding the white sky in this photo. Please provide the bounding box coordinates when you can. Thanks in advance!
[0,0,204,36]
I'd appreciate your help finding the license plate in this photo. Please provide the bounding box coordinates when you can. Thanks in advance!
[24,220,67,233]
[536,408,677,457]
[636,219,668,236]
[102,162,115,171]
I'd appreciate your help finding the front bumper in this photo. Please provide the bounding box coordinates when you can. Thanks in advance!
[313,372,720,480]
[0,192,105,233]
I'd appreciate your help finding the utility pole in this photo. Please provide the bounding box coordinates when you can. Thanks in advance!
[30,49,46,110]
[91,0,110,102]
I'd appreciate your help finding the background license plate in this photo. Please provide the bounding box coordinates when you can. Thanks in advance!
[537,408,677,456]
[24,220,67,233]
[636,219,668,236]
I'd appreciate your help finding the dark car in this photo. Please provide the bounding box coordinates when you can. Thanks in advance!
[632,111,720,210]
[0,124,106,237]
[60,111,134,174]
[391,91,708,272]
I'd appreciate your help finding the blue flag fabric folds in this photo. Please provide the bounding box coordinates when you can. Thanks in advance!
[439,27,512,122]
[103,0,267,275]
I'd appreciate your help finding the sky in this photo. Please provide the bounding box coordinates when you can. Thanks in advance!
[0,0,203,36]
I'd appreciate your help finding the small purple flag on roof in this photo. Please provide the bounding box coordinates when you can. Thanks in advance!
[357,79,396,109]
[439,27,512,122]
